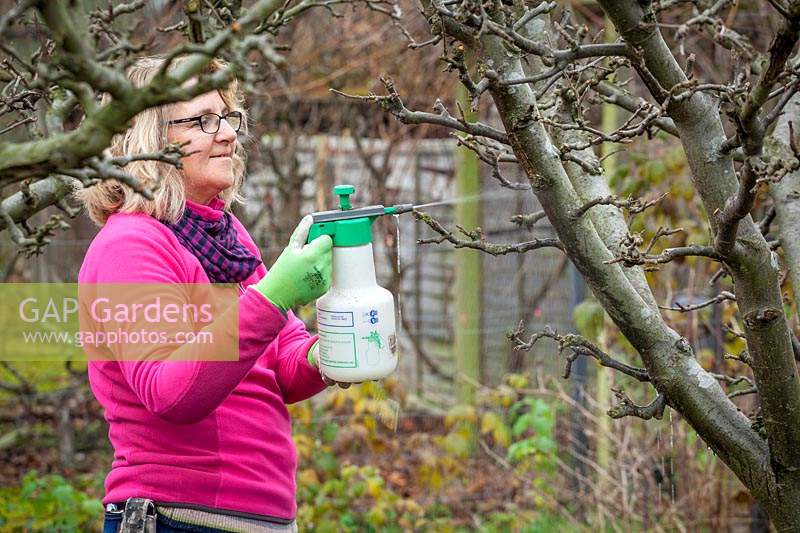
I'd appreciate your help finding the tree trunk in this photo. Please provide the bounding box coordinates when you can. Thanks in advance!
[422,2,800,526]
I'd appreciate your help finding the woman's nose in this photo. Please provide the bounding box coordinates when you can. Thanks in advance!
[215,117,237,143]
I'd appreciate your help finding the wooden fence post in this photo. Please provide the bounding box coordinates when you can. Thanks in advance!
[453,84,482,449]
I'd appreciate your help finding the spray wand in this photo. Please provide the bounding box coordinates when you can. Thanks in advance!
[307,184,413,243]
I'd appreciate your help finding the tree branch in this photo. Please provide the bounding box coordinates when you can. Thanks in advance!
[605,229,721,269]
[571,193,667,220]
[507,323,650,382]
[331,78,510,145]
[0,0,287,188]
[716,6,800,257]
[593,82,679,137]
[510,211,547,230]
[607,389,667,420]
[599,0,800,485]
[0,176,79,237]
[659,290,736,312]
[414,209,563,254]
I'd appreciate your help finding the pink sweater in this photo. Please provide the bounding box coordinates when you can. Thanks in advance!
[80,199,326,521]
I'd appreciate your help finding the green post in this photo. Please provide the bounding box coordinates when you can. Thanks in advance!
[595,17,617,526]
[453,84,482,429]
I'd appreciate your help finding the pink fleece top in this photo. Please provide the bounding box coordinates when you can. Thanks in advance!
[80,198,326,521]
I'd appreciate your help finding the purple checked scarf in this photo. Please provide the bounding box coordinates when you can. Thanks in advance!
[164,203,260,284]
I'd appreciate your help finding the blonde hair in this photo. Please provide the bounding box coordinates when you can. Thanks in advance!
[77,55,248,226]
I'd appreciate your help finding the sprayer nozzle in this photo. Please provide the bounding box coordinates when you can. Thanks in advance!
[387,203,414,215]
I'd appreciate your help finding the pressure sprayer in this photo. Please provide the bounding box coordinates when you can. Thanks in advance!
[307,185,414,382]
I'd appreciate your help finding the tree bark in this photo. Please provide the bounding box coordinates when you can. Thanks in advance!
[768,92,800,318]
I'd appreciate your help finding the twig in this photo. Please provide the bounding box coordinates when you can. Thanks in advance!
[607,389,667,420]
[414,210,563,255]
[571,193,667,220]
[332,78,510,145]
[763,80,800,130]
[605,229,721,269]
[716,6,800,256]
[729,387,758,399]
[593,82,679,137]
[659,290,736,312]
[0,116,35,136]
[510,211,547,230]
[507,323,650,382]
[453,134,529,191]
[479,438,512,470]
[711,372,754,388]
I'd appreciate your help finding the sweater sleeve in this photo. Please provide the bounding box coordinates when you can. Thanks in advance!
[228,214,327,404]
[269,311,327,404]
[80,219,288,424]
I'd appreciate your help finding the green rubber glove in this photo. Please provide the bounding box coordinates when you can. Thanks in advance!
[307,340,320,367]
[255,215,332,312]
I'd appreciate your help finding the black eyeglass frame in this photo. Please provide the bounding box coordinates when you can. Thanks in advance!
[167,111,244,134]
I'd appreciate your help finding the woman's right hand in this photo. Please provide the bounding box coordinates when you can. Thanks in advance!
[254,215,332,312]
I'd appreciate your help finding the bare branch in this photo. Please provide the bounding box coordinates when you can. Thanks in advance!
[512,1,557,32]
[729,387,759,399]
[414,210,563,254]
[547,102,668,153]
[607,389,667,420]
[332,78,509,145]
[593,82,679,137]
[659,290,736,313]
[712,372,755,388]
[510,211,547,230]
[453,134,529,190]
[605,229,721,269]
[507,323,650,382]
[0,175,78,232]
[715,5,800,257]
[764,80,800,130]
[672,0,755,59]
[0,116,35,136]
[484,19,630,66]
[107,142,188,169]
[0,200,70,257]
[571,193,667,220]
[36,1,135,100]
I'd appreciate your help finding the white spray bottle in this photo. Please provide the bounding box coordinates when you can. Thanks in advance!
[307,185,413,382]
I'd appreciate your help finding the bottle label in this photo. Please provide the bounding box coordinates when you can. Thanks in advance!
[317,309,354,328]
[317,299,395,374]
[318,330,357,367]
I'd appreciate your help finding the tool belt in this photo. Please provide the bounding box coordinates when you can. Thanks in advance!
[112,497,296,533]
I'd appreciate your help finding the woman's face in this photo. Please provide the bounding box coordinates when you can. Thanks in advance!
[167,90,238,205]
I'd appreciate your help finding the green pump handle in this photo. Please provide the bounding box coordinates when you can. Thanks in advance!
[307,185,413,246]
[334,184,355,210]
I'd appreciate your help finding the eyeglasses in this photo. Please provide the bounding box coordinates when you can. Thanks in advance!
[168,111,243,134]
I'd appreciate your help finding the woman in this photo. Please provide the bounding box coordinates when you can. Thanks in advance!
[78,55,333,532]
